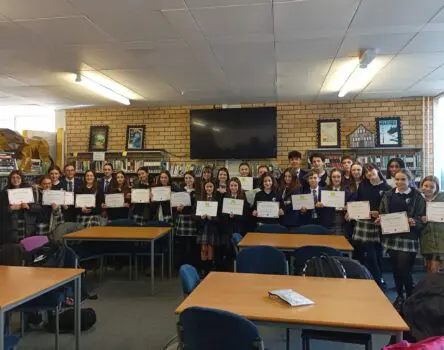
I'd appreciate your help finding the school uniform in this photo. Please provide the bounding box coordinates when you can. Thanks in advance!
[98,177,114,196]
[75,187,102,228]
[220,193,249,236]
[51,181,63,191]
[60,177,82,222]
[280,186,303,228]
[151,184,180,224]
[35,188,64,236]
[301,171,327,191]
[106,187,130,222]
[421,192,444,261]
[196,193,221,246]
[174,188,197,238]
[252,190,283,226]
[342,175,352,190]
[300,186,324,226]
[320,186,349,235]
[130,182,153,225]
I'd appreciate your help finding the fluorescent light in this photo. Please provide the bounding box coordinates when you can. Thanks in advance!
[192,121,206,127]
[81,71,142,100]
[75,74,130,105]
[212,127,221,132]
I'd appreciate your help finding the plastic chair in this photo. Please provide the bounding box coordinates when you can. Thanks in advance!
[179,264,200,297]
[178,306,264,350]
[291,245,342,276]
[231,233,243,256]
[290,224,330,235]
[4,335,19,350]
[236,246,288,275]
[255,224,288,233]
[20,236,49,252]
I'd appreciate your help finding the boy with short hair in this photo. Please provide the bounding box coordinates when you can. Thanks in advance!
[300,169,325,225]
[288,150,306,181]
[308,152,328,188]
[341,155,354,188]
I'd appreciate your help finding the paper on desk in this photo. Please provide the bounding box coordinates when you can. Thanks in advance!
[268,289,315,307]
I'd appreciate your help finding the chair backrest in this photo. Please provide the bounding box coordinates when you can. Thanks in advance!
[255,224,288,233]
[143,221,171,227]
[4,335,19,350]
[63,246,78,268]
[179,264,201,296]
[291,245,342,275]
[107,219,138,227]
[20,236,49,252]
[231,233,243,255]
[290,224,330,234]
[334,256,373,280]
[237,246,288,275]
[179,307,264,350]
[302,255,347,278]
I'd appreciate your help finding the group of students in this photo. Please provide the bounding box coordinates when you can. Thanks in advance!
[0,151,443,308]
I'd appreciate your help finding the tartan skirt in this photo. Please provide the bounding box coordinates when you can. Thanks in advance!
[131,214,147,226]
[329,211,345,235]
[352,219,381,243]
[76,215,102,228]
[382,236,419,253]
[16,219,26,241]
[175,214,197,237]
[197,223,220,246]
[424,254,444,261]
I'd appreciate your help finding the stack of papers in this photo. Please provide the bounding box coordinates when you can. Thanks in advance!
[268,289,315,307]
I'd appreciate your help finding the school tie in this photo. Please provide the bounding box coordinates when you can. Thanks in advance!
[312,189,318,219]
[68,181,73,192]
[104,180,109,193]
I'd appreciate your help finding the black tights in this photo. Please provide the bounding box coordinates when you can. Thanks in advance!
[388,250,416,298]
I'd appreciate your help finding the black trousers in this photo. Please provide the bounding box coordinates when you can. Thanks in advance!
[388,249,417,297]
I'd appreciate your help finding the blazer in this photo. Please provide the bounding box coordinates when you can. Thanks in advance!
[60,178,82,192]
[98,177,114,195]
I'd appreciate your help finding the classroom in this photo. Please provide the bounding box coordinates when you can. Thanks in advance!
[1,1,444,349]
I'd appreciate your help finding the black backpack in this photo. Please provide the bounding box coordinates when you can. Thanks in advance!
[31,242,67,268]
[334,256,373,280]
[302,255,347,278]
[48,308,96,333]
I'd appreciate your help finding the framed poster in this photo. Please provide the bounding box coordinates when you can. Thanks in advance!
[317,119,341,148]
[126,125,145,150]
[376,117,402,147]
[88,125,109,152]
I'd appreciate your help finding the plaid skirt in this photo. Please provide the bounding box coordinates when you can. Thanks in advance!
[329,211,345,235]
[131,214,147,226]
[175,214,197,237]
[76,215,102,228]
[424,254,444,261]
[197,223,220,246]
[382,236,419,253]
[352,219,381,243]
[16,218,26,241]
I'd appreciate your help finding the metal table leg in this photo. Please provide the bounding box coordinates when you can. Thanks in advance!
[74,275,81,350]
[151,239,155,295]
[169,229,173,279]
[0,309,4,350]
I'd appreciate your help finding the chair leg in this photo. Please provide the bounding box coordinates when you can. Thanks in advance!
[55,307,60,350]
[100,256,104,282]
[302,334,310,350]
[161,253,164,281]
[135,255,138,281]
[20,312,25,337]
[128,255,132,281]
[366,336,372,350]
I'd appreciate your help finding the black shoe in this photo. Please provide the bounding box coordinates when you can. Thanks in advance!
[379,278,388,292]
[393,295,405,312]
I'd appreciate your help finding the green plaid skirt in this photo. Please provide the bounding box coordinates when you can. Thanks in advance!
[352,219,381,243]
[76,215,102,228]
[382,236,419,253]
[175,214,197,237]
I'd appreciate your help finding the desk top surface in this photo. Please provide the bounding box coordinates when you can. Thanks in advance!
[63,226,170,240]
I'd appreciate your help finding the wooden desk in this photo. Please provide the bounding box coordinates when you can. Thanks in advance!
[64,226,172,295]
[176,272,408,347]
[0,266,83,350]
[239,233,354,257]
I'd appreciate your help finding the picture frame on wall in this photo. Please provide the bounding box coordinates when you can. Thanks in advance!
[376,117,402,147]
[88,125,109,152]
[317,119,341,148]
[126,125,145,150]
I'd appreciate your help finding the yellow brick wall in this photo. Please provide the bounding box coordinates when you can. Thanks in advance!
[65,97,429,168]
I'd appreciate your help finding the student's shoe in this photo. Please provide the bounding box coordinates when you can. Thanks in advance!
[393,295,405,312]
[378,278,388,292]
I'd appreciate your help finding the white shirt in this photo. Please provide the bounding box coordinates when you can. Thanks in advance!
[395,187,412,195]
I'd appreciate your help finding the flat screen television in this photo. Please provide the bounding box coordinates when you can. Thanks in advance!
[190,107,277,159]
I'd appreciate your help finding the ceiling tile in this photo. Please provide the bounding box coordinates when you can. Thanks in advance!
[185,0,269,8]
[0,22,43,49]
[277,37,343,62]
[0,0,80,20]
[402,31,444,54]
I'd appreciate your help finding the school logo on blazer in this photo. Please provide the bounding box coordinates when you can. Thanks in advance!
[379,190,385,196]
[406,198,411,205]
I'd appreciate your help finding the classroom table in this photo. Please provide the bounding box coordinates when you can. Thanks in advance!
[176,272,408,350]
[0,266,83,350]
[239,232,354,257]
[63,226,172,295]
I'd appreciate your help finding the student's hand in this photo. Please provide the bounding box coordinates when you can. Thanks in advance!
[125,193,131,200]
[10,204,21,211]
[300,207,307,214]
[344,212,350,222]
[370,211,379,219]
[252,210,258,217]
[177,205,184,212]
[278,209,284,216]
[375,217,381,225]
[82,207,91,214]
[51,203,58,210]
[21,203,29,210]
[230,213,235,218]
[422,216,428,224]
[63,205,68,210]
[124,203,130,208]
[408,218,416,227]
[101,203,107,209]
[201,215,207,220]
[315,202,324,208]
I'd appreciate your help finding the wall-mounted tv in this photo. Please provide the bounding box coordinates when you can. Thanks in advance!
[190,107,277,159]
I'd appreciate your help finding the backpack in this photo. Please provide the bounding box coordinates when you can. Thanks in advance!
[334,256,373,280]
[31,242,67,268]
[48,308,96,333]
[302,255,347,278]
[383,336,444,350]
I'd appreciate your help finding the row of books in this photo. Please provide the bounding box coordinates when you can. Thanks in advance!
[74,160,163,174]
[0,153,17,173]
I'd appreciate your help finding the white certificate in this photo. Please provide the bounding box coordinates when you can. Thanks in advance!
[75,194,96,208]
[257,201,279,218]
[131,189,150,203]
[292,194,314,210]
[427,202,444,223]
[222,198,244,216]
[238,177,253,191]
[196,201,218,217]
[171,192,191,207]
[105,193,125,208]
[8,188,34,204]
[42,190,65,205]
[347,201,371,220]
[64,192,74,206]
[380,211,410,235]
[321,190,345,208]
[151,186,171,202]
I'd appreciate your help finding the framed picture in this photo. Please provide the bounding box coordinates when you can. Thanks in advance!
[376,117,402,147]
[126,125,145,150]
[317,119,341,148]
[88,125,109,152]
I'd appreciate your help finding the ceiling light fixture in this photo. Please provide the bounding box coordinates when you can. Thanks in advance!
[75,73,131,105]
[338,49,379,98]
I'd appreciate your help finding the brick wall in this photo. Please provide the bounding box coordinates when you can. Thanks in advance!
[65,97,430,168]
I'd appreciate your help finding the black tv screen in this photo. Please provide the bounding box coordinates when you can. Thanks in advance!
[190,107,277,159]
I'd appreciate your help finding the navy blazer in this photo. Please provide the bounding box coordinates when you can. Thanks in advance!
[98,177,114,195]
[280,186,303,227]
[60,177,82,192]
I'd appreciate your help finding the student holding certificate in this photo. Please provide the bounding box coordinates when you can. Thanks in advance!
[343,162,364,239]
[130,166,153,225]
[195,181,221,276]
[352,163,391,291]
[378,169,425,308]
[102,171,131,222]
[75,170,102,228]
[174,171,198,267]
[60,163,81,222]
[35,176,64,236]
[279,168,303,229]
[420,176,444,274]
[215,167,229,195]
[299,170,324,226]
[252,174,284,226]
[151,170,179,224]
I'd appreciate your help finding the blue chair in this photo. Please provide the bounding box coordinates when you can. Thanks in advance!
[291,245,342,275]
[179,264,200,297]
[231,233,243,256]
[236,246,288,275]
[4,335,19,350]
[178,307,264,350]
[107,219,138,227]
[255,224,288,233]
[290,224,330,234]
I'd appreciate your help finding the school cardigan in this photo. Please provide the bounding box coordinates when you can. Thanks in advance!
[106,187,131,221]
[421,192,444,256]
[130,182,153,220]
[252,190,283,225]
[357,180,391,211]
[220,192,250,236]
[280,186,303,227]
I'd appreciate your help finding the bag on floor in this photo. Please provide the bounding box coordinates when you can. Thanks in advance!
[48,308,96,333]
[302,255,346,278]
[383,336,444,349]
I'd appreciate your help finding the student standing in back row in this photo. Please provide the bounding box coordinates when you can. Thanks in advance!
[386,158,405,188]
[341,155,354,189]
[60,163,81,222]
[130,167,152,225]
[238,162,252,177]
[288,150,306,183]
[308,153,328,188]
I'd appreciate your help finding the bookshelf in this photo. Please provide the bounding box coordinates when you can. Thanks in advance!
[307,147,423,181]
